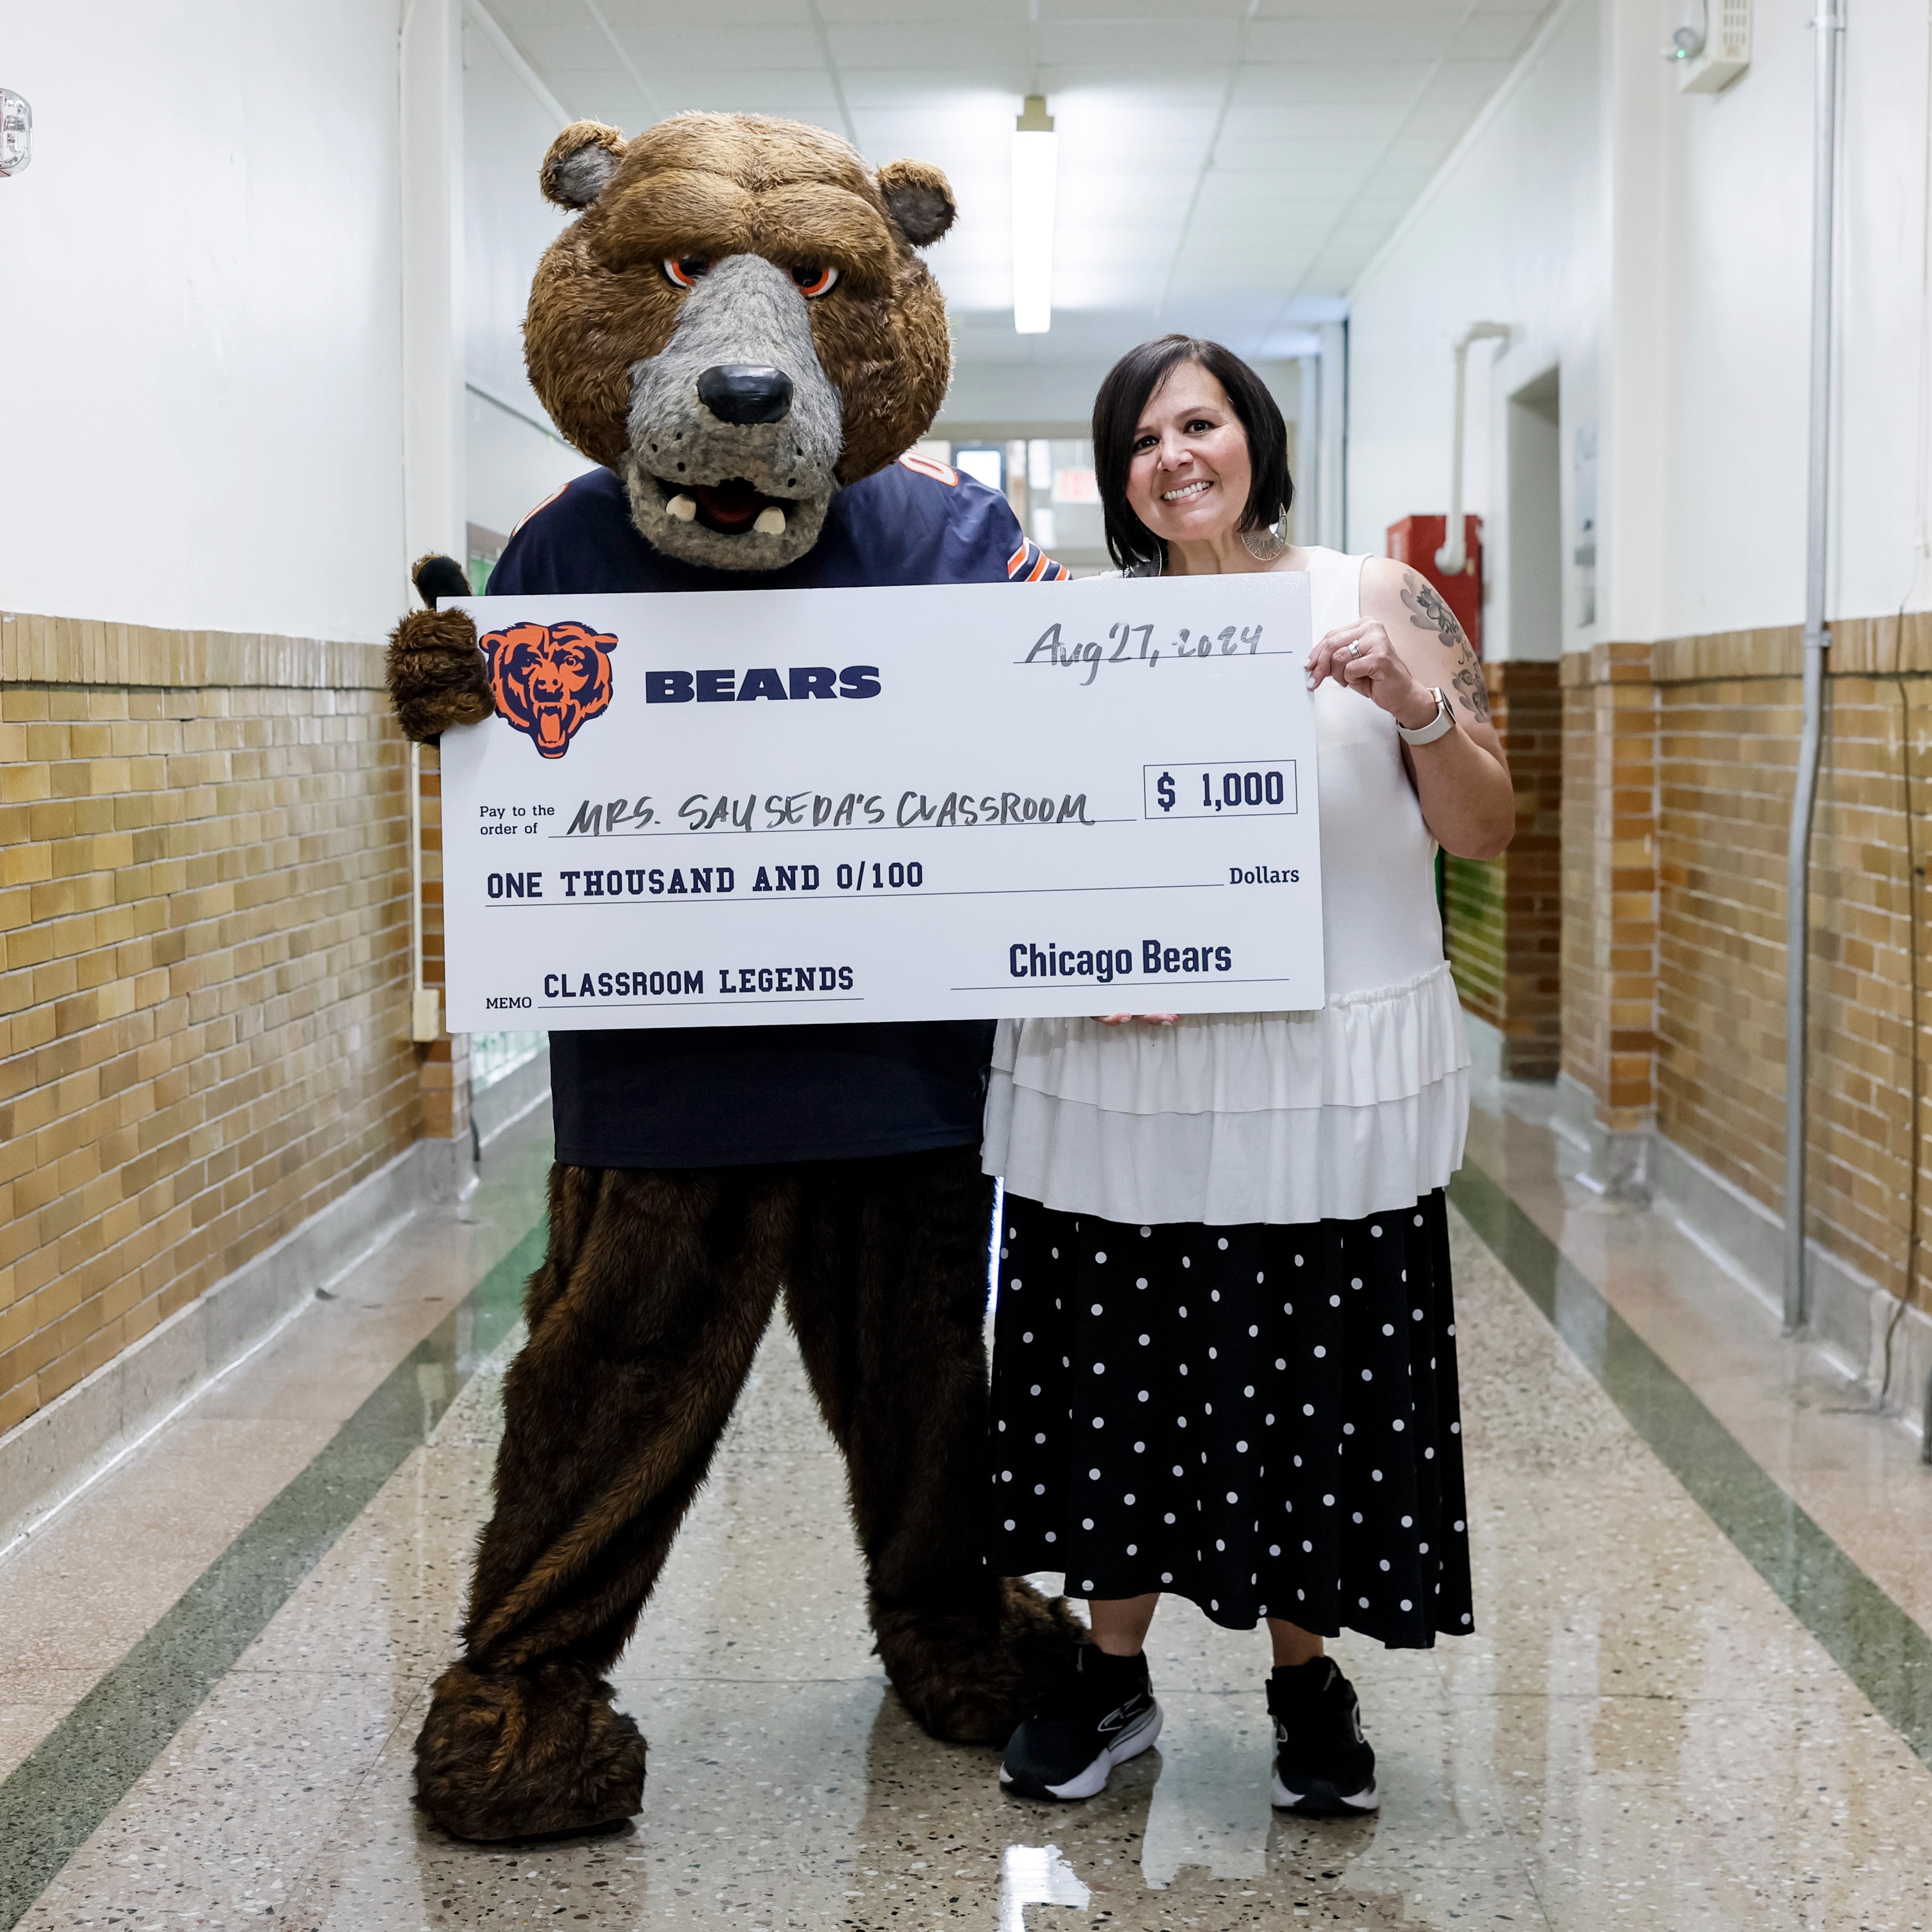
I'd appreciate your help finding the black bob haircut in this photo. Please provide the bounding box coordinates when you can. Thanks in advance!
[1091,334,1293,572]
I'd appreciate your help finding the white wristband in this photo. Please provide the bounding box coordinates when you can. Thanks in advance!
[1396,687,1456,746]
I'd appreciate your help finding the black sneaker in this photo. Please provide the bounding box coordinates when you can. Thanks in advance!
[1000,1646,1163,1801]
[1268,1658,1379,1815]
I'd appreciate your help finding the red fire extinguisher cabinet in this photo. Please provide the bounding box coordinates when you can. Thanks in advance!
[1385,515,1482,656]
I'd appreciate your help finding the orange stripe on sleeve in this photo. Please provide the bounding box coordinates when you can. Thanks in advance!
[510,481,571,536]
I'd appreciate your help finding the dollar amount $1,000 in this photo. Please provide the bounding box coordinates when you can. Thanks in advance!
[1146,762,1298,819]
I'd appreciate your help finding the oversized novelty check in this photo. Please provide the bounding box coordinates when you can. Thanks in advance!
[439,572,1323,1030]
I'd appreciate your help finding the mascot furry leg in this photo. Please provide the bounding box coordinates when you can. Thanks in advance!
[416,1152,1065,1839]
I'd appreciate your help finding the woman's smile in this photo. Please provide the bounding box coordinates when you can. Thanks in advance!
[1161,478,1214,502]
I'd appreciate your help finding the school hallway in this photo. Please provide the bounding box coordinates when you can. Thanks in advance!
[10,0,1932,1924]
[1,1056,1925,1932]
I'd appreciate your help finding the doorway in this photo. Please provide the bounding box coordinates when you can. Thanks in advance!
[1442,367,1564,1080]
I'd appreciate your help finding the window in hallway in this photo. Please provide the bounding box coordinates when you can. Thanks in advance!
[471,1029,544,1093]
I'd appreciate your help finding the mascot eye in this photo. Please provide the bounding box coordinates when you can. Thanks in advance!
[662,257,712,289]
[790,263,839,298]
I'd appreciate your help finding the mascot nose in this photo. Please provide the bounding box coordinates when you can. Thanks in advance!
[697,364,794,426]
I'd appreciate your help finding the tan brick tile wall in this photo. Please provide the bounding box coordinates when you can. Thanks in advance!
[1657,670,1931,1309]
[1564,615,1932,1315]
[0,615,426,1437]
[1560,646,1658,1129]
[1445,661,1562,1078]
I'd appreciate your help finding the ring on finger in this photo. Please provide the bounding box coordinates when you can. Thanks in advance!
[1347,639,1362,658]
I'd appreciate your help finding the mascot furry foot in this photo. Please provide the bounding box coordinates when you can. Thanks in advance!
[873,1577,1085,1744]
[414,1662,647,1841]
[401,107,1078,1841]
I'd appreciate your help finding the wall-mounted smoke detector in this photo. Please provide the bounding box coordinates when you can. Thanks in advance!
[1666,0,1751,94]
[0,91,30,177]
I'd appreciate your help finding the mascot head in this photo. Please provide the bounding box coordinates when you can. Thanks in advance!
[524,112,957,573]
[483,620,618,757]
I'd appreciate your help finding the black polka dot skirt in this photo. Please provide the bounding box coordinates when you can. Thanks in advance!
[987,1190,1474,1647]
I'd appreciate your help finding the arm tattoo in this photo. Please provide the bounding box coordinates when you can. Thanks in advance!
[1400,572,1491,722]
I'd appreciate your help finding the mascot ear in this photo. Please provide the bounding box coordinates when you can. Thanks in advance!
[877,159,956,248]
[541,121,627,211]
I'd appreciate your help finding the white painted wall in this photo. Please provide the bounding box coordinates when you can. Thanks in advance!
[1346,0,1606,659]
[403,0,468,572]
[1347,0,1932,648]
[461,7,591,542]
[0,2,409,645]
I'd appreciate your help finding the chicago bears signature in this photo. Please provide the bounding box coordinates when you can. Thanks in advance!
[482,621,619,758]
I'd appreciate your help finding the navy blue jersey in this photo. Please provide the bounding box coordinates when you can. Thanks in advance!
[486,455,1066,1170]
[495,454,1068,598]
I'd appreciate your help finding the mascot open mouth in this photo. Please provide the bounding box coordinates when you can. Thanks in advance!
[666,475,796,537]
[623,449,834,566]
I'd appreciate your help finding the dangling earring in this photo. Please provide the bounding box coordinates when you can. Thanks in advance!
[1240,512,1287,563]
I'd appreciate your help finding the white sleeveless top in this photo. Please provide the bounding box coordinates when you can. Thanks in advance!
[981,547,1470,1226]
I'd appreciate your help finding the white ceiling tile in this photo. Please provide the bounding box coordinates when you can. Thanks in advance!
[1254,0,1472,17]
[1041,0,1251,16]
[486,0,603,23]
[478,0,1543,367]
[1376,134,1454,170]
[839,68,1016,106]
[825,21,1027,67]
[537,73,652,122]
[1245,17,1460,63]
[1219,134,1393,172]
[1034,19,1244,67]
[1420,58,1520,104]
[818,0,1026,18]
[503,21,628,69]
[1401,96,1491,138]
[1450,10,1551,59]
[1230,63,1435,105]
[641,74,843,117]
[1048,76,1231,113]
[1342,195,1428,226]
[611,25,825,66]
[1207,154,1377,196]
[589,0,813,20]
[851,112,999,147]
[1219,102,1412,143]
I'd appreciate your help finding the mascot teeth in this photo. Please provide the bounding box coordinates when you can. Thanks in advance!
[667,493,698,521]
[753,505,787,536]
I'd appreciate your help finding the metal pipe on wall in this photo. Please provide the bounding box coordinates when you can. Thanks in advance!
[1435,322,1510,576]
[1783,0,1846,1334]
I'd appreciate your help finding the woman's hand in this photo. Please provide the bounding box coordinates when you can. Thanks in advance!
[1317,559,1516,860]
[1304,620,1440,731]
[1097,1013,1180,1026]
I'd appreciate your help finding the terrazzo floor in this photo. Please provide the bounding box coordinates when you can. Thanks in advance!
[1,1085,1928,1930]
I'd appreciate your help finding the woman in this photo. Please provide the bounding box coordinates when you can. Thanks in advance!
[984,336,1514,1814]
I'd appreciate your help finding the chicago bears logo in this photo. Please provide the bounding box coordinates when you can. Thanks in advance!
[482,621,619,758]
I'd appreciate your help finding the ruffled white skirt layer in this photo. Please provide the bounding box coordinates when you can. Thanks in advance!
[982,960,1471,1226]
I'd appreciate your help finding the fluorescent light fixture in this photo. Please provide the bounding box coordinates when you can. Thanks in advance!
[1011,95,1057,335]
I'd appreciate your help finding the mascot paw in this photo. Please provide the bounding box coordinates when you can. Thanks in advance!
[387,607,494,743]
[872,1577,1086,1746]
[413,1660,648,1841]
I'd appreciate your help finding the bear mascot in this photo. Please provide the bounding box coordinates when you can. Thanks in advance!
[387,111,1081,1842]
